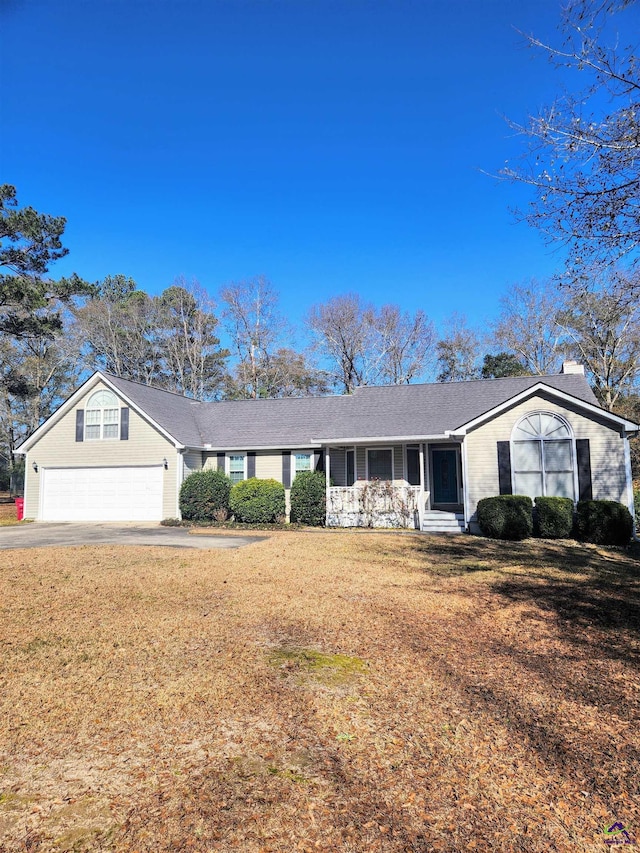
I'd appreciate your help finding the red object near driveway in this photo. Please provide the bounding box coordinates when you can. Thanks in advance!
[15,497,24,521]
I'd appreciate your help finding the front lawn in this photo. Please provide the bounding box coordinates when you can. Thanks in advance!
[0,533,638,852]
[0,501,19,526]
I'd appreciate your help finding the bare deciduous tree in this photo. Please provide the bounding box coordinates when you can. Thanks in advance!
[436,314,482,382]
[0,333,81,465]
[492,280,564,375]
[557,269,640,409]
[374,305,436,385]
[501,0,640,283]
[157,277,228,400]
[72,275,163,384]
[219,276,286,399]
[307,293,377,393]
[307,294,436,391]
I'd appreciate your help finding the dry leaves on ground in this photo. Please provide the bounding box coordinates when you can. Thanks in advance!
[0,531,638,852]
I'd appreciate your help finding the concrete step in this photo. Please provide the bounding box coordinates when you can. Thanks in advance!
[422,511,466,534]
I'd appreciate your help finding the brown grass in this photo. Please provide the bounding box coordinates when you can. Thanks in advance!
[0,502,19,526]
[0,532,638,852]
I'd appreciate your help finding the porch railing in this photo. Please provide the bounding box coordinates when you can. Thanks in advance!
[327,483,422,529]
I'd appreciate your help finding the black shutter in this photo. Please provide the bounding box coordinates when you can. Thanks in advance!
[247,451,256,478]
[282,451,291,488]
[407,445,420,486]
[75,410,84,442]
[314,449,325,472]
[217,452,225,471]
[576,438,593,501]
[497,441,512,495]
[120,407,129,440]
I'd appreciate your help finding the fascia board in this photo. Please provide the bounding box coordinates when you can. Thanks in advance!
[311,434,448,445]
[18,371,185,452]
[16,372,103,452]
[204,442,323,451]
[97,374,185,448]
[455,383,640,435]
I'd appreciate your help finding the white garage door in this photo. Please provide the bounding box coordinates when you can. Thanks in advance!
[41,466,164,522]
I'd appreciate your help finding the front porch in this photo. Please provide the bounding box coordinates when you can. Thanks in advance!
[323,441,466,531]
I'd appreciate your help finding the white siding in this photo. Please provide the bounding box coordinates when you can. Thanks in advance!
[255,451,283,481]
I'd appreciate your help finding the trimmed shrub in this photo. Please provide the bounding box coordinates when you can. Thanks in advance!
[575,500,633,546]
[230,478,285,524]
[179,469,231,521]
[290,470,326,526]
[476,495,533,541]
[534,496,574,539]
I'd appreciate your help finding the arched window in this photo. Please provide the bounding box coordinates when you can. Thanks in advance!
[85,390,120,440]
[511,412,575,500]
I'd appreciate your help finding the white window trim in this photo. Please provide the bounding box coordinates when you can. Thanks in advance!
[365,446,394,482]
[226,452,247,483]
[85,391,120,441]
[292,450,313,480]
[510,411,578,501]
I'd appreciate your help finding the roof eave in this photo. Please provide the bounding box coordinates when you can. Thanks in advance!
[313,434,450,445]
[17,371,186,452]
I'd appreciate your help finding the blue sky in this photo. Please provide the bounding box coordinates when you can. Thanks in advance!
[2,0,579,333]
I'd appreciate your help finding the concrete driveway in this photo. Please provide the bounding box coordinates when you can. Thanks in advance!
[0,523,266,550]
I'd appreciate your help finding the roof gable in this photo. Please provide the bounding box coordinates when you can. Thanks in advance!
[16,372,193,453]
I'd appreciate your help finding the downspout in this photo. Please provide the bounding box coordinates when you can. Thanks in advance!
[418,442,425,531]
[176,450,185,520]
[23,454,30,520]
[623,433,636,537]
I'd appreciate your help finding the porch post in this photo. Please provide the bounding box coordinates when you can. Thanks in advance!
[325,445,331,527]
[418,442,425,530]
[461,437,470,530]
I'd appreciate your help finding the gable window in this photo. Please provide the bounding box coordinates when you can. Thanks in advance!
[85,390,120,440]
[293,452,312,479]
[512,412,575,499]
[367,448,393,481]
[228,454,246,484]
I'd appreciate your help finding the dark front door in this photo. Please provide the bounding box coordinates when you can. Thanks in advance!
[432,448,459,504]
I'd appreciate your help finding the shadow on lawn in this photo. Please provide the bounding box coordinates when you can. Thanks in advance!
[411,537,640,661]
[412,535,639,577]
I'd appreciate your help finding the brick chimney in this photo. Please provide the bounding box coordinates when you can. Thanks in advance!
[561,360,585,375]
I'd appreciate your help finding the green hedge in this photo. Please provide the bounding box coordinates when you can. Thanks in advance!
[179,469,231,521]
[230,478,286,524]
[476,495,533,540]
[575,500,633,546]
[290,470,326,526]
[534,496,574,539]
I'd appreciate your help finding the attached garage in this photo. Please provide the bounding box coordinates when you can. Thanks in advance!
[41,466,164,522]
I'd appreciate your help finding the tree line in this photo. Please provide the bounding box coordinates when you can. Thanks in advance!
[2,180,639,473]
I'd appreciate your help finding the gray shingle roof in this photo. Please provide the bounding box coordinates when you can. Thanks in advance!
[105,372,601,449]
[106,374,205,447]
